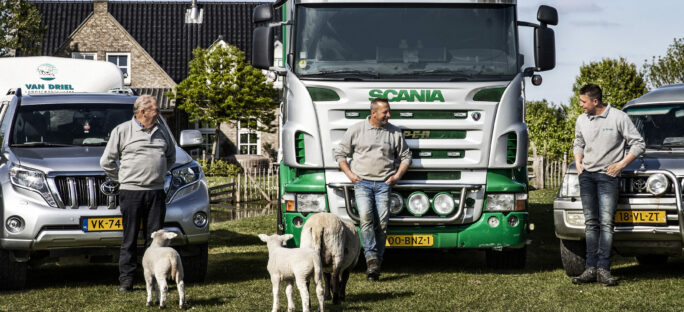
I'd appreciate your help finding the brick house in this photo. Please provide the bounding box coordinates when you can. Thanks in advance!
[27,0,280,165]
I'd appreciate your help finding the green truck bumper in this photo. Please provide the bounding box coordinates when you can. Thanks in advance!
[282,211,527,249]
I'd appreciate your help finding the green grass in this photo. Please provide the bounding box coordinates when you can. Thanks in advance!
[3,189,684,311]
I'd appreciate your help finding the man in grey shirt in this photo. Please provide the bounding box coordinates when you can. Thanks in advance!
[333,97,411,281]
[571,84,645,286]
[100,95,176,292]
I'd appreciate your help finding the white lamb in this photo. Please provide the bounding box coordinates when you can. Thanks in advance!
[259,233,324,312]
[299,213,360,305]
[142,230,185,309]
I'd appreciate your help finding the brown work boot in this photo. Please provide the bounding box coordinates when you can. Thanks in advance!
[597,268,618,286]
[366,259,380,281]
[572,267,597,284]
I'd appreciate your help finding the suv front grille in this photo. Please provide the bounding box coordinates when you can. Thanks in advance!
[54,176,116,209]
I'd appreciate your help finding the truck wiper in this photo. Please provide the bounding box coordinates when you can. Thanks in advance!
[300,70,379,80]
[11,142,73,147]
[396,70,474,81]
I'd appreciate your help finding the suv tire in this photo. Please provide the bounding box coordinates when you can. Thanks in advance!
[560,239,585,276]
[486,246,526,269]
[0,249,27,290]
[181,243,208,283]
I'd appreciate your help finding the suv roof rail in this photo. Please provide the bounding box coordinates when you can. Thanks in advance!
[107,88,136,95]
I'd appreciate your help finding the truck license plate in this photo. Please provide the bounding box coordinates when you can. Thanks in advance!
[81,217,123,232]
[386,234,434,247]
[615,210,666,225]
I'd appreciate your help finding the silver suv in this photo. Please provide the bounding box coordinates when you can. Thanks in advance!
[555,84,684,276]
[0,90,210,289]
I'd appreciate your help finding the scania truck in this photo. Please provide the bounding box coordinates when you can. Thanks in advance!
[251,0,557,268]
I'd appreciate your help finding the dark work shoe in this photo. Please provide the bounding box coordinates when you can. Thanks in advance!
[597,268,618,286]
[366,259,380,281]
[572,267,597,284]
[117,281,133,292]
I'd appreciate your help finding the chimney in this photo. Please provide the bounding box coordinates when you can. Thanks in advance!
[93,0,108,16]
[185,0,203,24]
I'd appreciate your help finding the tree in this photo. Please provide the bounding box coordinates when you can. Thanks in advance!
[0,0,46,56]
[643,38,684,88]
[171,44,279,158]
[526,100,574,158]
[569,58,647,124]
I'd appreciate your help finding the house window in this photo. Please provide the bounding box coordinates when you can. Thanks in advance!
[189,120,217,158]
[106,52,131,85]
[71,52,96,60]
[238,121,261,155]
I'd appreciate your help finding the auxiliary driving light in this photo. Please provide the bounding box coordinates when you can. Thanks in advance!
[407,192,430,216]
[389,192,404,215]
[488,216,500,228]
[432,192,455,217]
[193,212,208,228]
[646,173,668,195]
[6,216,24,233]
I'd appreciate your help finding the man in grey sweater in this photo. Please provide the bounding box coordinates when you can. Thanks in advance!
[333,97,411,281]
[571,84,645,286]
[100,95,176,292]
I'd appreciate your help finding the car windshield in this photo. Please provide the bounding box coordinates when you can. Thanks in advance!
[293,4,518,81]
[9,104,133,147]
[625,105,684,149]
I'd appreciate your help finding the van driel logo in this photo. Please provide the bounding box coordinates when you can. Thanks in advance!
[37,63,57,81]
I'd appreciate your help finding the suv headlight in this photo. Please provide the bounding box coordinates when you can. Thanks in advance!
[559,174,580,197]
[296,194,326,212]
[646,173,668,196]
[165,162,202,203]
[9,164,58,207]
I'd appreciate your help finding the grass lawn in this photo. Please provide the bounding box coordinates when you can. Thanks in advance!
[2,189,684,311]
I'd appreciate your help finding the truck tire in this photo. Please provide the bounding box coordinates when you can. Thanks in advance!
[181,243,208,284]
[0,249,27,290]
[486,246,526,269]
[560,239,585,276]
[636,255,668,267]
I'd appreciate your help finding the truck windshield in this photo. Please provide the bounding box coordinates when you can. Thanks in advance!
[626,105,684,149]
[9,104,133,147]
[293,4,518,81]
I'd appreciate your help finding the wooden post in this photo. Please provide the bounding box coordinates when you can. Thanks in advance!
[236,174,241,203]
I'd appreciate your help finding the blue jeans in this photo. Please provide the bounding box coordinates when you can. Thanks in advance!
[354,180,390,262]
[579,171,619,270]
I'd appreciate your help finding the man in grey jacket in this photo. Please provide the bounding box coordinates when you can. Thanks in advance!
[333,97,411,281]
[100,95,176,292]
[571,84,645,286]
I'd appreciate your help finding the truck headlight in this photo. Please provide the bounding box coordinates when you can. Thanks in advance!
[407,192,429,216]
[9,164,57,207]
[559,174,580,197]
[166,162,202,203]
[389,192,404,215]
[646,173,668,196]
[486,194,515,211]
[432,192,455,216]
[296,194,326,212]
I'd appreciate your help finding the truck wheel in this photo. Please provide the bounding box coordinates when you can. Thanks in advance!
[181,243,208,284]
[0,249,27,290]
[636,255,668,267]
[560,239,585,276]
[486,246,526,269]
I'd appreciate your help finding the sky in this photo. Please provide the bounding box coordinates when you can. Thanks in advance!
[518,0,684,106]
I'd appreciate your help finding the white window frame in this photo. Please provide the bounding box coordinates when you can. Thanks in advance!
[237,121,261,155]
[71,52,97,60]
[106,52,131,85]
[189,120,217,158]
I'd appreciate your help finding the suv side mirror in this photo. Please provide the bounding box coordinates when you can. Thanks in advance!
[179,130,202,148]
[252,26,274,69]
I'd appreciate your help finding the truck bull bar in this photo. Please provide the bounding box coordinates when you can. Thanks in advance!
[328,183,482,225]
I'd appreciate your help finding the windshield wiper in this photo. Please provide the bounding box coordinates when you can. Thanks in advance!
[645,144,671,150]
[391,70,474,81]
[11,142,73,147]
[663,141,684,147]
[300,70,379,81]
[81,142,108,146]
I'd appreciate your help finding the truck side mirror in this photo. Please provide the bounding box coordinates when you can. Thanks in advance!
[533,5,557,71]
[253,4,273,23]
[252,26,274,70]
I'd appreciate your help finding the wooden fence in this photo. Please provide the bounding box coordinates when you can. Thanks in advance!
[528,154,567,190]
[209,165,280,205]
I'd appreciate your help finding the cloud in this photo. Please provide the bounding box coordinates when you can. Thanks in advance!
[519,0,603,15]
[568,20,621,27]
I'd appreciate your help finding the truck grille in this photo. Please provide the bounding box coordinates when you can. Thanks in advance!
[54,176,115,209]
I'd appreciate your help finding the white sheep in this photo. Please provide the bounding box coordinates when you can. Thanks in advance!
[142,230,185,309]
[299,213,360,305]
[258,233,324,312]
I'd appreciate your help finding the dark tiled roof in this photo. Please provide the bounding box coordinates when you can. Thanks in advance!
[29,1,94,56]
[29,1,274,83]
